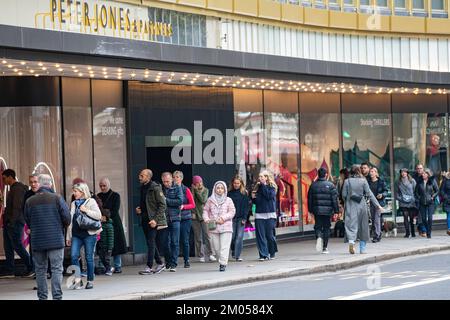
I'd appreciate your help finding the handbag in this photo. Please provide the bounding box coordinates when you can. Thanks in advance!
[400,193,413,204]
[207,221,217,231]
[348,179,363,203]
[76,199,102,231]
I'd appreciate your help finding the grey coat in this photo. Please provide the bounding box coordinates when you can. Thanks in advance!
[342,177,380,242]
[397,178,417,209]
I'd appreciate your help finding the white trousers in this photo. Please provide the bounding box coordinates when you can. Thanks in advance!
[209,232,233,266]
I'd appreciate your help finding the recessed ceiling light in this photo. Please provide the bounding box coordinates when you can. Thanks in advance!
[171,73,175,77]
[71,66,76,69]
[90,74,94,78]
[38,62,43,67]
[20,61,26,65]
[144,75,149,78]
[102,68,107,71]
[55,64,60,68]
[78,73,83,77]
[34,74,40,77]
[58,68,63,72]
[42,67,47,71]
[168,79,172,82]
[13,68,18,72]
[131,73,136,77]
[1,60,6,64]
[29,70,34,73]
[87,66,92,70]
[18,72,23,75]
[104,75,108,78]
[7,64,12,68]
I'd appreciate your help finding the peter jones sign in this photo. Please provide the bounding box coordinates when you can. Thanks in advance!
[1,0,173,41]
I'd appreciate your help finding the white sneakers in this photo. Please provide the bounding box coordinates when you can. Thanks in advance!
[199,257,206,263]
[316,237,323,252]
[209,255,217,262]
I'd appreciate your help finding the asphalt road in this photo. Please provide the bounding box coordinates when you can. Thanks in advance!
[172,251,450,300]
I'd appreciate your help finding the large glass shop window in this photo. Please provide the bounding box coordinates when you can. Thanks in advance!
[233,89,264,239]
[341,94,393,213]
[92,80,129,244]
[62,78,94,201]
[392,94,448,218]
[300,93,340,231]
[263,91,300,234]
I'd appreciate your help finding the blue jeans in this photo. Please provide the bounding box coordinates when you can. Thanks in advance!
[3,222,32,274]
[113,255,122,270]
[71,235,97,281]
[419,205,435,237]
[231,219,245,259]
[168,221,181,267]
[180,219,192,263]
[255,218,277,259]
[33,248,64,300]
[446,212,450,230]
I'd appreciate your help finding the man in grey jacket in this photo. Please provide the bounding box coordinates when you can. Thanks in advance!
[1,169,33,278]
[24,174,71,300]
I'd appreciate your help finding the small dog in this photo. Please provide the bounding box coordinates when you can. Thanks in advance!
[383,220,398,238]
[333,219,345,238]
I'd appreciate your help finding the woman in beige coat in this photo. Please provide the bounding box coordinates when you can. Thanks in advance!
[66,183,102,289]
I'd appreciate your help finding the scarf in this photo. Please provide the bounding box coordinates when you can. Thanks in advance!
[74,198,85,216]
[212,181,227,206]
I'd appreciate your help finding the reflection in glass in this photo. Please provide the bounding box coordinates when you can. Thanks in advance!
[301,113,340,230]
[265,112,300,230]
[342,113,392,211]
[63,106,94,201]
[93,107,129,243]
[0,107,63,193]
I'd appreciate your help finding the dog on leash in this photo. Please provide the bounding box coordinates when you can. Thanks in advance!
[333,219,345,238]
[383,220,398,238]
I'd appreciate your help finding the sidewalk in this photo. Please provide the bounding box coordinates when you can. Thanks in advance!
[0,233,449,300]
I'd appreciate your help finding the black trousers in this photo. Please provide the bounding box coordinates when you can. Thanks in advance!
[142,223,169,268]
[314,215,332,249]
[400,207,415,236]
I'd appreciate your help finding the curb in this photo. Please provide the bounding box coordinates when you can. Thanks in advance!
[107,244,450,300]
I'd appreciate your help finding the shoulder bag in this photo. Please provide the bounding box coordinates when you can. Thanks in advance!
[76,199,102,231]
[348,179,363,203]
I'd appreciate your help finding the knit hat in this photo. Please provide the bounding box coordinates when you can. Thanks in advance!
[192,175,203,185]
[72,177,85,185]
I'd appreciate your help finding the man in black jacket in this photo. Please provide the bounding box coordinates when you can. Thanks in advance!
[24,174,70,300]
[1,169,33,278]
[308,167,339,254]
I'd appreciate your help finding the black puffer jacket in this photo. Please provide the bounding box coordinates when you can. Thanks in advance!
[307,178,339,216]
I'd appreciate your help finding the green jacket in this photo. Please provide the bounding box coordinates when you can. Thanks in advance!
[145,181,167,227]
[191,186,209,221]
[99,219,114,251]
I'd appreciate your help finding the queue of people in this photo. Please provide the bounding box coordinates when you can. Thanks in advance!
[2,161,450,300]
[0,169,127,299]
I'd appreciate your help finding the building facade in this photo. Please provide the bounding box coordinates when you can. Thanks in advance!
[1,0,450,258]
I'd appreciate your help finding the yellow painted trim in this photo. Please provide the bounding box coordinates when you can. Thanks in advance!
[207,0,233,12]
[233,0,258,17]
[304,7,329,27]
[329,11,358,29]
[391,15,426,33]
[358,13,390,31]
[258,0,281,20]
[426,18,450,34]
[134,0,450,37]
[281,3,304,23]
[178,0,206,8]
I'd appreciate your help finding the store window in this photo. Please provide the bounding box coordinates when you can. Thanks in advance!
[392,94,448,218]
[92,80,129,244]
[62,78,94,201]
[0,106,63,193]
[300,93,340,231]
[233,89,264,239]
[264,91,300,234]
[342,94,393,213]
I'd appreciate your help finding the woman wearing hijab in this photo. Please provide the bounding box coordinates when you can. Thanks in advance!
[202,181,236,272]
[97,177,127,273]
